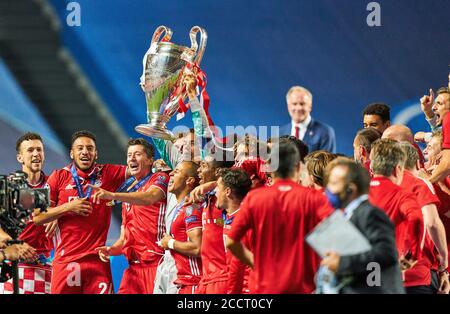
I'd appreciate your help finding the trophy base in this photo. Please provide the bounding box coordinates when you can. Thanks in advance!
[135,124,175,141]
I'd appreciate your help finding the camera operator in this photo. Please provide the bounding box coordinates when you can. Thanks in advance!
[0,132,54,294]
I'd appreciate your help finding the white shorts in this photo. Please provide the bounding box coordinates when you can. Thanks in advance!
[153,250,178,294]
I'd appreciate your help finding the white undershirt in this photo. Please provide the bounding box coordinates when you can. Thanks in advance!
[291,115,311,140]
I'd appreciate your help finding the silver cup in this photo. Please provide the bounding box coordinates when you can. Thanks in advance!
[135,25,207,140]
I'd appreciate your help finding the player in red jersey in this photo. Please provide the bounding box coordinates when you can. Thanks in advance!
[215,169,252,294]
[194,155,234,294]
[227,141,333,293]
[398,142,449,294]
[160,161,202,294]
[89,138,169,294]
[33,130,128,294]
[368,139,424,266]
[233,135,268,188]
[0,132,53,294]
[423,87,450,184]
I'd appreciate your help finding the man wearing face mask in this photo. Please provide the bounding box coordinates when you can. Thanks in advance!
[320,158,404,293]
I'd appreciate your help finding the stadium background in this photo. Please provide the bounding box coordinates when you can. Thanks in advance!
[0,0,449,291]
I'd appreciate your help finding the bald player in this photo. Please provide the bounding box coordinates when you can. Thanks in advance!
[382,125,426,167]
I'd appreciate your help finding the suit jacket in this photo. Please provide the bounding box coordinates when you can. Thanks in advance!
[279,118,336,153]
[336,200,405,294]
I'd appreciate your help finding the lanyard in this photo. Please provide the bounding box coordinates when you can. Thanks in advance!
[70,164,97,199]
[116,172,153,193]
[222,210,235,226]
[114,173,153,204]
[169,197,186,234]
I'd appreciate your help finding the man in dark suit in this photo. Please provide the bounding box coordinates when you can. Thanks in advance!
[280,86,336,153]
[321,158,405,293]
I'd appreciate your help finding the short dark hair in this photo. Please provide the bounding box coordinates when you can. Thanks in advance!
[16,132,43,153]
[278,135,309,163]
[363,103,391,122]
[182,161,200,184]
[269,141,300,179]
[355,128,382,153]
[71,130,97,147]
[221,169,252,200]
[325,158,370,195]
[128,138,155,158]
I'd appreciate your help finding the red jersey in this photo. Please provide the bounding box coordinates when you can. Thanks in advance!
[369,176,424,260]
[435,179,450,270]
[18,173,53,257]
[121,171,170,265]
[442,113,450,149]
[170,202,203,286]
[362,160,373,177]
[234,157,267,188]
[47,163,126,263]
[400,170,441,286]
[228,179,333,294]
[199,193,227,285]
[223,208,251,294]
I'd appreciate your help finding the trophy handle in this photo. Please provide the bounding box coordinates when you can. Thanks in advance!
[189,26,207,65]
[151,25,173,44]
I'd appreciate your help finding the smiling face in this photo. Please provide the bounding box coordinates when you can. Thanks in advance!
[432,92,450,126]
[363,115,390,134]
[168,162,190,195]
[127,144,153,180]
[198,158,217,185]
[287,90,312,124]
[17,139,45,174]
[70,137,97,171]
[424,136,442,162]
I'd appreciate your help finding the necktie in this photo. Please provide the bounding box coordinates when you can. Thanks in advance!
[295,126,300,139]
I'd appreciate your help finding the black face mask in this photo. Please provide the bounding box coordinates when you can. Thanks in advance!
[325,184,353,210]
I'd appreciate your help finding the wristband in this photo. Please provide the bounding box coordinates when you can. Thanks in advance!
[168,239,175,250]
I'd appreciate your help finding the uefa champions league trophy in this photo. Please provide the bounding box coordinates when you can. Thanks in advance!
[135,25,207,140]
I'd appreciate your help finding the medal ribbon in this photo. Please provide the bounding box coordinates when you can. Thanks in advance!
[70,163,97,199]
[222,210,235,226]
[169,197,187,234]
[114,172,153,204]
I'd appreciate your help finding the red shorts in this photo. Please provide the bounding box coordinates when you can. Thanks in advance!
[118,263,158,294]
[196,280,228,294]
[177,284,198,294]
[51,254,113,294]
[0,263,51,294]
